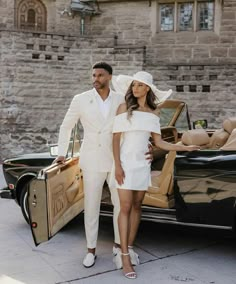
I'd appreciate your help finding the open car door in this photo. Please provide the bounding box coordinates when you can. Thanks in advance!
[27,125,84,246]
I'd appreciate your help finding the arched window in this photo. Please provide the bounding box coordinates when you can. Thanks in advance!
[16,0,47,32]
[27,9,36,29]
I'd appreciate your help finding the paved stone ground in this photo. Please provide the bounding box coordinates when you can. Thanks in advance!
[0,167,236,284]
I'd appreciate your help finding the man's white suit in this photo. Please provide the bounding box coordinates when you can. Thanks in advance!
[58,88,124,248]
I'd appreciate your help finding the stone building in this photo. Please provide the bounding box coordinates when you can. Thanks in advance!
[0,0,236,159]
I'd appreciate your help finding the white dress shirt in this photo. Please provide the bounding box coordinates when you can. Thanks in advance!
[94,89,112,119]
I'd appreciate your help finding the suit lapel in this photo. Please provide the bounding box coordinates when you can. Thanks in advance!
[89,90,106,123]
[105,91,118,121]
[88,89,119,125]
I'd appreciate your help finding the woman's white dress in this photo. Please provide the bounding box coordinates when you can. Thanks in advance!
[112,111,161,190]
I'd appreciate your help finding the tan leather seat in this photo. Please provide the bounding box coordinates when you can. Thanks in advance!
[208,129,229,149]
[222,117,236,134]
[181,128,210,148]
[209,117,236,149]
[221,128,236,150]
[142,150,176,208]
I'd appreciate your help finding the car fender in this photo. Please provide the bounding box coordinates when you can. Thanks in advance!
[233,204,236,233]
[15,173,37,205]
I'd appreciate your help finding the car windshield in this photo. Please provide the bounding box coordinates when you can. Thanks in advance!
[159,108,178,127]
[158,100,189,130]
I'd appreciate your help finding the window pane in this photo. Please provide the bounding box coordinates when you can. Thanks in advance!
[160,4,174,31]
[28,9,36,24]
[198,1,214,30]
[178,3,193,31]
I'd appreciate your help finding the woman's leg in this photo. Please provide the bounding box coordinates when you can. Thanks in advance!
[128,190,146,246]
[117,188,135,275]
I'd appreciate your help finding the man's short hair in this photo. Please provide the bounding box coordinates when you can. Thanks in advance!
[92,62,113,75]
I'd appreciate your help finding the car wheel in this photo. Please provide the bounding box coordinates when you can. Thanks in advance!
[19,182,30,224]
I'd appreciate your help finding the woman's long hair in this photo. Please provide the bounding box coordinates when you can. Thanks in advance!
[125,82,158,118]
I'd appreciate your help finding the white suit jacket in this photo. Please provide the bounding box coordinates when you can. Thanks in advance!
[57,88,124,172]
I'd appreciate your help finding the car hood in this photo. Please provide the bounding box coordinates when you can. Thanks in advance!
[3,152,52,164]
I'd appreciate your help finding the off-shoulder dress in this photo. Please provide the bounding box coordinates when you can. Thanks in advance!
[112,111,161,190]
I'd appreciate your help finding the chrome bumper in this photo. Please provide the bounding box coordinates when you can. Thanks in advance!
[0,188,15,199]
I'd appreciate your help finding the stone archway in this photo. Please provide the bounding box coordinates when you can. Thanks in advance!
[16,0,47,31]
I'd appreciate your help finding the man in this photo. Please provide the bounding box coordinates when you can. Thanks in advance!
[54,62,140,268]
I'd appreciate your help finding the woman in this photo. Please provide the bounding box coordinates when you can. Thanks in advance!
[112,71,200,279]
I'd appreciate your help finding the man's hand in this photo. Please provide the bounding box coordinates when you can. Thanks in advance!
[145,143,153,163]
[52,156,66,164]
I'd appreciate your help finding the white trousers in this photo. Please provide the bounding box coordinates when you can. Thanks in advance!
[83,171,120,249]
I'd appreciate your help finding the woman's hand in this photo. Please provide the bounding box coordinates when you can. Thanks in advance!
[184,145,201,151]
[115,165,125,186]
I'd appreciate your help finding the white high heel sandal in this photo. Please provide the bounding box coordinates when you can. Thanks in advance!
[121,252,137,279]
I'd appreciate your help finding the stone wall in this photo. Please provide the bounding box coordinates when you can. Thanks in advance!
[1,0,236,159]
[147,64,236,127]
[0,0,14,29]
[0,30,144,159]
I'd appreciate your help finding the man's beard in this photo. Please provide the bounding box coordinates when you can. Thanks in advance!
[93,81,106,90]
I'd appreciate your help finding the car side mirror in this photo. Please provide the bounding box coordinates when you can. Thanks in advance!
[49,144,58,157]
[193,119,208,129]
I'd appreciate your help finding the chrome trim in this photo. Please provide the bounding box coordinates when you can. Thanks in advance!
[100,211,232,231]
[141,217,232,230]
[5,166,42,173]
[17,173,37,185]
[37,170,46,180]
[142,206,176,213]
[142,213,176,221]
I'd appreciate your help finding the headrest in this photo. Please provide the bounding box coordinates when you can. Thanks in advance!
[220,128,236,150]
[223,117,236,134]
[182,129,210,146]
[208,129,229,149]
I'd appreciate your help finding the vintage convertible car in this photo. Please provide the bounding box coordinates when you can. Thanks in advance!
[1,100,236,245]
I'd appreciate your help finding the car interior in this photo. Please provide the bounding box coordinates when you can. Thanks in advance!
[102,117,236,210]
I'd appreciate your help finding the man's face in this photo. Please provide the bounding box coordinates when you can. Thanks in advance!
[92,68,112,91]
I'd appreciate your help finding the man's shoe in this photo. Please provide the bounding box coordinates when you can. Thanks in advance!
[83,253,97,268]
[128,246,140,266]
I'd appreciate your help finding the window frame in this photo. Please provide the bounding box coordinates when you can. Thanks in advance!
[197,1,214,31]
[15,0,47,32]
[160,3,175,32]
[157,0,215,33]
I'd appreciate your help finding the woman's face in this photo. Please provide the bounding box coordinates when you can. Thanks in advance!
[131,80,150,98]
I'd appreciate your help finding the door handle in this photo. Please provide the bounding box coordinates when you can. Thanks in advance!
[32,194,37,207]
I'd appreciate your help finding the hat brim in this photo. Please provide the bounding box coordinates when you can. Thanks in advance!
[112,75,172,103]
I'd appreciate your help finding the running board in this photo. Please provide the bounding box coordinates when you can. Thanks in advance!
[99,210,232,231]
[141,216,232,230]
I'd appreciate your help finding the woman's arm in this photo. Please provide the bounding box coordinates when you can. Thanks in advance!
[152,133,200,152]
[112,103,127,185]
[113,132,125,185]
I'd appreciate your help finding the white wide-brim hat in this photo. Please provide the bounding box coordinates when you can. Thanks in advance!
[112,71,172,102]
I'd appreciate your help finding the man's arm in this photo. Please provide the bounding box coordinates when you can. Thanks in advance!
[56,95,81,161]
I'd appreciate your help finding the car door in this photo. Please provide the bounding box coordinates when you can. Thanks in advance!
[174,150,236,228]
[27,125,84,246]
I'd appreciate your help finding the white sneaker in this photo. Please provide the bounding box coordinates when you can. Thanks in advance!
[128,246,140,266]
[83,252,97,268]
